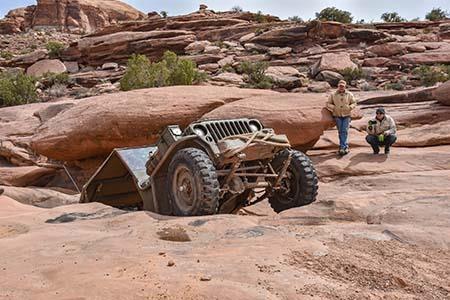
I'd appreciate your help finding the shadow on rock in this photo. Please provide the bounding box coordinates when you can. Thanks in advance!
[45,208,128,224]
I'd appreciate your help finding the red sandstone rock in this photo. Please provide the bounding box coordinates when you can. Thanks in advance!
[433,80,450,106]
[30,87,278,161]
[27,59,67,77]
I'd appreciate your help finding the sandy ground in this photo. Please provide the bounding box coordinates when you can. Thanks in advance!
[1,146,450,300]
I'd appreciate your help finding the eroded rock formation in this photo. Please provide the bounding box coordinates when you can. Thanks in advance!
[0,0,145,34]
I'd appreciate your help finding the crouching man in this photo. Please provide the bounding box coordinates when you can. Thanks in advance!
[366,108,397,155]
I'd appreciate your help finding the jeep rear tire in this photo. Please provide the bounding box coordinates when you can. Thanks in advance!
[167,148,220,216]
[268,149,318,213]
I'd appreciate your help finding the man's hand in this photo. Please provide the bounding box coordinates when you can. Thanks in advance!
[384,130,391,136]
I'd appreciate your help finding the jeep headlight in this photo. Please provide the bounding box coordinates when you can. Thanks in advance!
[193,125,207,137]
[249,120,262,132]
[170,127,183,136]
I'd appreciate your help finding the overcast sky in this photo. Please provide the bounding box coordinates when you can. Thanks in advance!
[1,0,449,22]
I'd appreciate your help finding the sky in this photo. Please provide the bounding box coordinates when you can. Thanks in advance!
[1,0,449,22]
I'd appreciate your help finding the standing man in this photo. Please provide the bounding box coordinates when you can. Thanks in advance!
[326,80,357,155]
[366,108,397,155]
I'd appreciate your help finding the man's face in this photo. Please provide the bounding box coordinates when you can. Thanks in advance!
[338,83,346,92]
[376,112,385,120]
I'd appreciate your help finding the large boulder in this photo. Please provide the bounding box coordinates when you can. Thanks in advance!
[345,28,388,42]
[433,81,450,106]
[0,100,76,166]
[202,93,335,149]
[27,59,67,77]
[316,71,344,86]
[0,166,56,187]
[266,66,306,89]
[249,26,308,46]
[30,87,278,161]
[0,186,79,208]
[311,53,358,77]
[367,43,407,57]
[307,21,345,39]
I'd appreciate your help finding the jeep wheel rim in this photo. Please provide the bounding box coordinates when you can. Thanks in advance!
[173,165,196,212]
[278,170,297,204]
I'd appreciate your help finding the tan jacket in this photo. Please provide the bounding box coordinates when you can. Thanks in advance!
[326,90,357,117]
[366,114,397,136]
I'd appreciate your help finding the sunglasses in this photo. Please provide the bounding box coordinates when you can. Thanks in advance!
[376,112,384,115]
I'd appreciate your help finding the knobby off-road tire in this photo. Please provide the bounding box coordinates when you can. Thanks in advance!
[167,148,220,216]
[268,149,318,213]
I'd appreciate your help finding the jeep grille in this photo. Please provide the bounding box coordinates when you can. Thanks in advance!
[187,119,263,143]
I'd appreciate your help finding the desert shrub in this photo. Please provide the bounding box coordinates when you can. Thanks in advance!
[340,67,365,83]
[413,65,449,86]
[315,7,353,24]
[221,64,235,73]
[120,54,159,91]
[385,82,405,91]
[46,41,65,58]
[425,8,449,21]
[288,16,304,23]
[384,77,408,91]
[43,72,70,86]
[410,17,421,22]
[160,11,168,18]
[237,61,272,89]
[0,72,38,106]
[254,11,268,23]
[255,28,264,35]
[120,52,205,91]
[47,83,68,98]
[0,51,13,60]
[381,12,406,23]
[231,6,243,13]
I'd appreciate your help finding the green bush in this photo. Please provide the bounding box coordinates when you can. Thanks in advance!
[0,72,38,106]
[425,8,449,21]
[46,41,65,58]
[0,51,13,60]
[315,7,353,24]
[288,16,304,23]
[413,65,449,86]
[384,77,408,91]
[231,6,243,13]
[43,72,70,86]
[254,11,268,23]
[381,12,407,23]
[221,64,235,73]
[238,61,273,89]
[340,67,365,83]
[120,51,206,91]
[160,11,168,18]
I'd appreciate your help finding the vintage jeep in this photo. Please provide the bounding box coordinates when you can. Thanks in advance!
[80,118,318,215]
